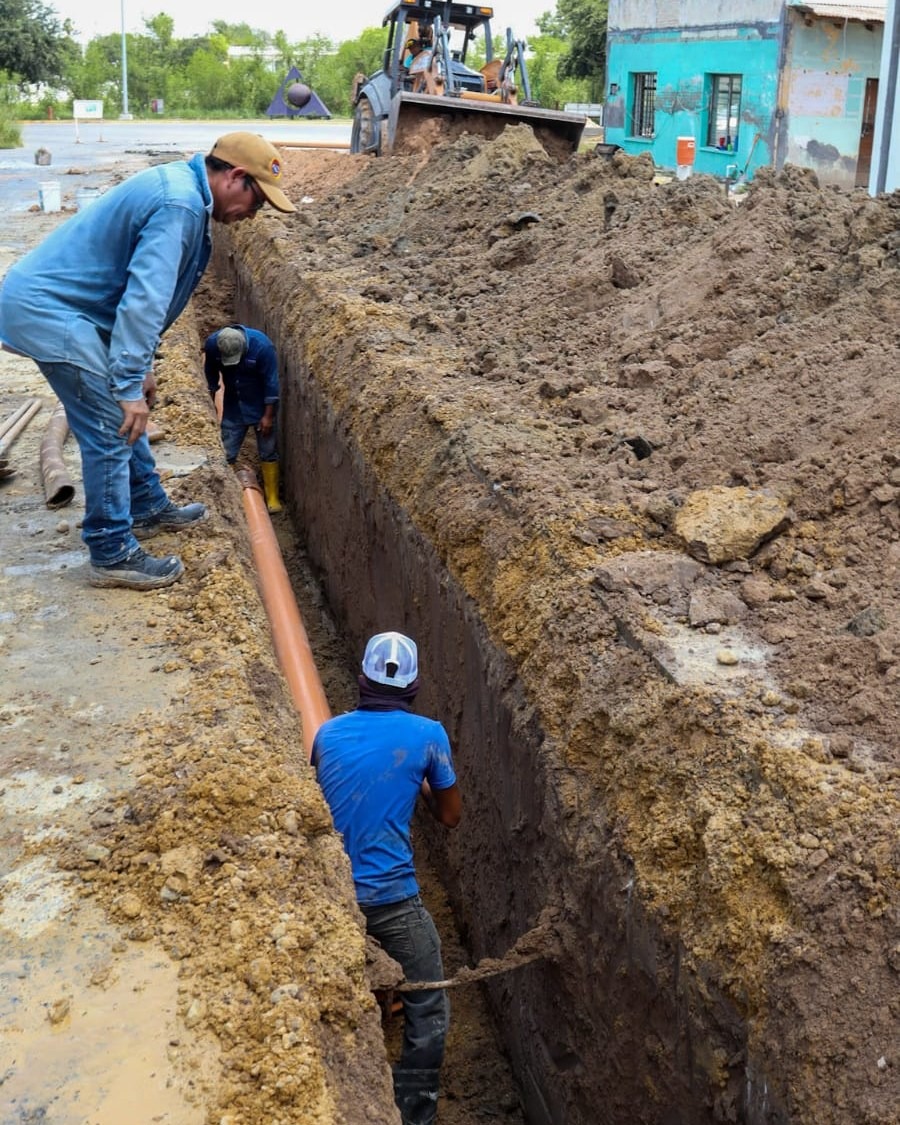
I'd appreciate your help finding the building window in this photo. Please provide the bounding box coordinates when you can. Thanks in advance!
[708,74,742,149]
[631,72,657,137]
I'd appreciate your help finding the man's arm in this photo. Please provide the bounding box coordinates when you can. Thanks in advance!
[108,206,201,403]
[420,780,461,828]
[202,341,221,396]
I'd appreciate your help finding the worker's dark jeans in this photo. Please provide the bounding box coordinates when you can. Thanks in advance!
[221,417,277,463]
[362,894,448,1125]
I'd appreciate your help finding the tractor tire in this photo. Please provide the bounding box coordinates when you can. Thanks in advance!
[351,97,382,156]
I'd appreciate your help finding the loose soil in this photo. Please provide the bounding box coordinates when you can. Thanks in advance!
[1,126,898,1125]
[0,161,523,1125]
[244,131,898,1124]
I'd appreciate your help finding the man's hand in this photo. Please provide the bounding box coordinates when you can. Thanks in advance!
[143,371,158,409]
[118,397,150,444]
[258,405,276,437]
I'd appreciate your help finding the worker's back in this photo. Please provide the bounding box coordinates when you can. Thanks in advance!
[313,707,456,906]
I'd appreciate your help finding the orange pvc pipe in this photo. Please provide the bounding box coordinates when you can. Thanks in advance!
[273,139,351,150]
[237,469,332,760]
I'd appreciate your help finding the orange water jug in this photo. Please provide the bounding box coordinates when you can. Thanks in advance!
[676,136,696,165]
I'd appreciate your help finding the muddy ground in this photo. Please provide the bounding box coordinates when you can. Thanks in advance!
[232,130,897,1124]
[0,164,524,1125]
[1,125,898,1125]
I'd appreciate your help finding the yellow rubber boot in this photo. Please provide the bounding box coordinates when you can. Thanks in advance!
[261,461,283,513]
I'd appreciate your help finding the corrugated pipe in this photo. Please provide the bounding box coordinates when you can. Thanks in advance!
[40,402,75,509]
[236,468,332,761]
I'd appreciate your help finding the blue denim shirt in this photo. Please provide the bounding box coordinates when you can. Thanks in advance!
[0,153,212,401]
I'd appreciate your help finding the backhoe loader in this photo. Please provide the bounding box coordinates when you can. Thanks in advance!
[350,1,587,159]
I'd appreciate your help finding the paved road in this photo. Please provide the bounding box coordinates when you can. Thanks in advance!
[0,118,351,214]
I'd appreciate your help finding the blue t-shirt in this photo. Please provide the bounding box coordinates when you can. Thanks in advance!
[312,708,457,906]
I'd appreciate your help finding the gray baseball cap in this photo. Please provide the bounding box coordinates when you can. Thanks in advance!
[217,327,246,366]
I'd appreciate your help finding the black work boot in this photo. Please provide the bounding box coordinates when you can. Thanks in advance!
[393,1068,440,1125]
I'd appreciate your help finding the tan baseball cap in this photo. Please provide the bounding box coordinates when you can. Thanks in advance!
[209,132,296,213]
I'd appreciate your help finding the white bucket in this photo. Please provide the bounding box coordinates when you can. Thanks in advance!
[75,187,101,210]
[38,181,61,212]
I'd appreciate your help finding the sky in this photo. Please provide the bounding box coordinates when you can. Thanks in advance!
[48,0,554,46]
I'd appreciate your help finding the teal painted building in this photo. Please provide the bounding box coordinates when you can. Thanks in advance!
[604,1,887,188]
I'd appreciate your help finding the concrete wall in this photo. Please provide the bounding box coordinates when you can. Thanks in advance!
[604,16,782,179]
[782,12,886,188]
[605,2,887,188]
[608,1,783,31]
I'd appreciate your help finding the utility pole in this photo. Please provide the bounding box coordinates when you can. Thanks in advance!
[871,0,899,193]
[120,0,132,119]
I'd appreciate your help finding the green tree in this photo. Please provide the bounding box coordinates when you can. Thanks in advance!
[145,12,174,49]
[210,20,273,48]
[0,0,77,85]
[526,33,591,110]
[319,29,383,116]
[540,0,607,102]
[0,68,22,145]
[67,34,119,105]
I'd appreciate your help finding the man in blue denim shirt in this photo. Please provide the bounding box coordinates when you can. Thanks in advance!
[0,132,295,590]
[203,324,283,512]
[312,632,461,1125]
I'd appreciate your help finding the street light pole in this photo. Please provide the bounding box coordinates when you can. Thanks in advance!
[120,0,132,119]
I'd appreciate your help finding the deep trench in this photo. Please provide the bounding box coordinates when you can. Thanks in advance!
[206,236,773,1125]
[200,257,528,1123]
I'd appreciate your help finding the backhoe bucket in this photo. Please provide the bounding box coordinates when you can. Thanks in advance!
[388,92,586,160]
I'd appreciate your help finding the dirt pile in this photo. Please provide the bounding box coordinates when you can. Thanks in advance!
[223,128,899,1122]
[0,267,400,1122]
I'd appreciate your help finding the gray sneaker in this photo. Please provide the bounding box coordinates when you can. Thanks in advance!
[132,501,208,540]
[89,548,184,590]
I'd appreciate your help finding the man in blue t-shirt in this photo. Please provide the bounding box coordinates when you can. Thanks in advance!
[203,324,283,512]
[312,631,461,1125]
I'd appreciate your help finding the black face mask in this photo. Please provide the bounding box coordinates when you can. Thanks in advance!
[357,674,420,712]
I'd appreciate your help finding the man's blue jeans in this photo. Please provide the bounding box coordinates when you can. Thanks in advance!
[362,894,448,1125]
[38,362,171,565]
[221,417,277,464]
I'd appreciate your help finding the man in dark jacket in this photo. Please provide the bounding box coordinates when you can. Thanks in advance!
[203,324,283,512]
[312,631,461,1125]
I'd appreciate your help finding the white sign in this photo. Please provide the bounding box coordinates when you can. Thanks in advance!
[73,99,104,119]
[564,102,604,117]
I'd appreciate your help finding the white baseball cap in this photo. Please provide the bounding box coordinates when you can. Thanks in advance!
[362,632,418,688]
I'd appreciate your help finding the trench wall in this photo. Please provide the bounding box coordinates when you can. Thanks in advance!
[212,232,780,1125]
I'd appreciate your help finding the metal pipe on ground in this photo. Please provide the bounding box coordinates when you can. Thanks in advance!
[272,139,350,151]
[0,398,41,442]
[40,402,75,509]
[0,399,42,477]
[236,468,332,760]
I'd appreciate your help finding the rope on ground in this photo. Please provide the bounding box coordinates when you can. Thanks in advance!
[395,906,563,992]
